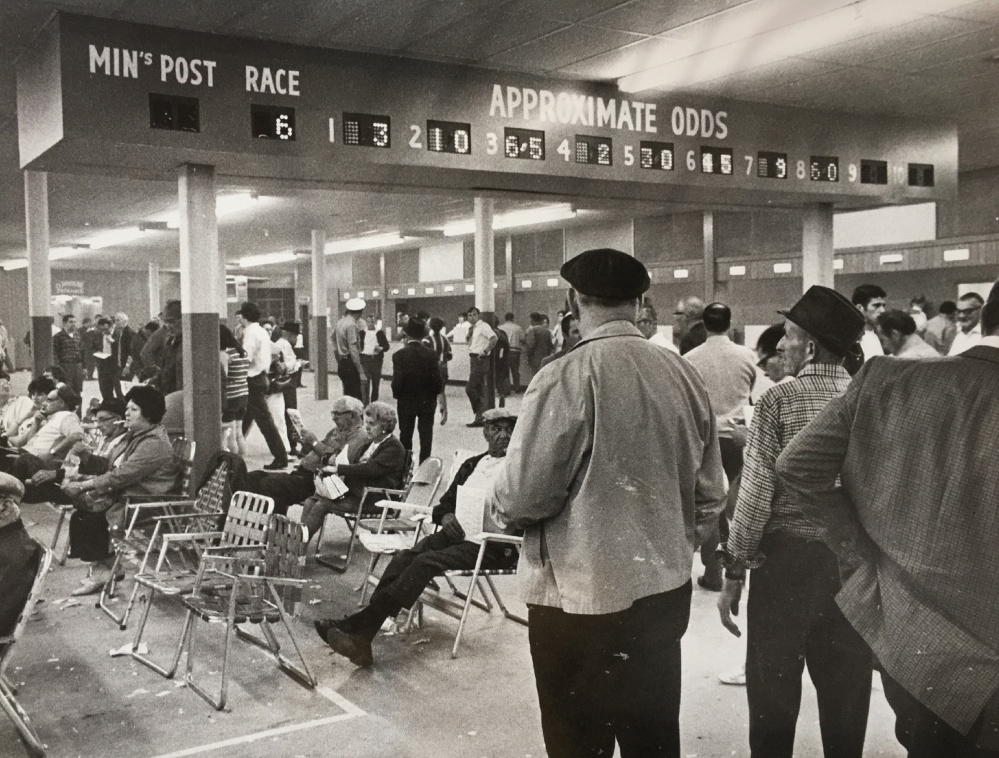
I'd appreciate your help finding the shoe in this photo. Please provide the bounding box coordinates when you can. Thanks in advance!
[325,626,374,667]
[72,578,107,596]
[264,459,289,470]
[697,575,722,592]
[466,420,484,428]
[718,667,746,686]
[313,618,336,643]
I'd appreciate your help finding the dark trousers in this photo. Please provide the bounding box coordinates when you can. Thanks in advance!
[337,358,363,401]
[465,353,492,421]
[528,583,691,758]
[360,355,383,402]
[244,469,315,515]
[375,529,517,609]
[508,349,522,390]
[282,375,300,449]
[398,410,434,464]
[746,532,872,758]
[69,510,110,562]
[701,436,745,579]
[61,362,84,398]
[241,373,288,463]
[97,360,122,402]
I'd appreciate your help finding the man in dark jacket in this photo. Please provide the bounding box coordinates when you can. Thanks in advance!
[315,408,520,667]
[392,318,443,463]
[0,472,41,637]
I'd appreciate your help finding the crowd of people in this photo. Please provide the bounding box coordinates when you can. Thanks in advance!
[0,250,995,758]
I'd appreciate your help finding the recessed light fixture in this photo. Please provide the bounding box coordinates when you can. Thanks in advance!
[729,265,746,276]
[833,258,844,270]
[425,287,434,295]
[521,280,533,288]
[391,288,400,295]
[673,269,689,279]
[444,285,454,292]
[943,248,970,262]
[442,204,576,236]
[880,254,904,265]
[547,278,559,287]
[465,284,475,293]
[238,250,299,268]
[407,288,416,296]
[773,262,792,274]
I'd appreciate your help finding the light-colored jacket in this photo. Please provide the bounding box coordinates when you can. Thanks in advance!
[489,320,727,615]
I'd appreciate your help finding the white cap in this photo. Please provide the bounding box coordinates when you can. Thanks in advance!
[345,298,366,312]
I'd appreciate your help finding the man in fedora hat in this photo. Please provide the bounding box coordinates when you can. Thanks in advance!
[717,285,872,758]
[775,279,999,755]
[488,248,727,758]
[335,298,367,403]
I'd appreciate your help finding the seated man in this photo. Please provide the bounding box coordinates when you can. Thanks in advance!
[2,385,85,482]
[244,396,368,514]
[314,407,520,667]
[0,473,41,637]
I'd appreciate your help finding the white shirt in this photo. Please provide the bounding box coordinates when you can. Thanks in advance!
[242,322,272,377]
[463,454,507,534]
[275,337,299,372]
[949,323,982,356]
[361,330,380,356]
[468,320,496,354]
[860,329,884,362]
[23,410,83,458]
[447,322,468,344]
[649,331,680,354]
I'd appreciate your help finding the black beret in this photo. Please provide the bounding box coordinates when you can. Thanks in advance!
[560,248,650,300]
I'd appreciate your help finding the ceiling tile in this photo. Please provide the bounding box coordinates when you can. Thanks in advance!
[587,0,757,36]
[557,35,692,79]
[0,1,62,48]
[487,24,645,71]
[704,57,845,96]
[935,0,999,24]
[854,26,999,73]
[118,0,249,33]
[222,0,360,47]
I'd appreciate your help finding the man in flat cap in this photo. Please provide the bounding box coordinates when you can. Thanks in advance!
[0,472,41,637]
[317,407,520,667]
[776,279,999,755]
[488,248,727,758]
[718,285,872,758]
[334,298,367,403]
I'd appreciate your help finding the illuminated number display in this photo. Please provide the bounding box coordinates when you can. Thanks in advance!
[701,146,733,175]
[149,94,199,133]
[757,151,788,179]
[504,128,545,160]
[639,141,674,170]
[574,135,612,166]
[810,156,839,182]
[427,120,471,154]
[251,104,295,140]
[860,159,888,185]
[343,113,391,148]
[908,163,934,187]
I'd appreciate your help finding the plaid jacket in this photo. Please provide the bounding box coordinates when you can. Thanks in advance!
[777,347,999,734]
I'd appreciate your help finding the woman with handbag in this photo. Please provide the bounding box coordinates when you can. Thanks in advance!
[59,386,177,595]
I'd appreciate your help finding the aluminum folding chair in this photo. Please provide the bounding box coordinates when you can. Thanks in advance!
[0,541,53,758]
[130,491,274,679]
[180,514,315,711]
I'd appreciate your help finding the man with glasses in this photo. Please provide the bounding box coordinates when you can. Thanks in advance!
[244,395,368,514]
[948,292,984,355]
[637,304,679,354]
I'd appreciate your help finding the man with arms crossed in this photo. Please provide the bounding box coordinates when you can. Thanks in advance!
[489,248,726,758]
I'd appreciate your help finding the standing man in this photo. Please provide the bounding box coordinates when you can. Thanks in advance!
[489,248,727,758]
[360,314,389,402]
[80,317,100,380]
[948,291,984,355]
[95,317,122,402]
[684,303,757,591]
[464,306,497,428]
[851,283,887,363]
[675,296,707,355]
[637,303,680,354]
[238,302,288,470]
[921,300,957,355]
[112,312,133,385]
[392,318,442,464]
[52,314,85,400]
[523,312,553,376]
[334,298,366,403]
[498,312,525,392]
[718,286,872,758]
[876,310,939,358]
[777,286,999,756]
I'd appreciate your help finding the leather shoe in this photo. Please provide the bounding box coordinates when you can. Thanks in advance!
[697,575,722,592]
[263,459,289,470]
[313,618,335,643]
[72,578,106,596]
[325,626,373,667]
[466,420,484,428]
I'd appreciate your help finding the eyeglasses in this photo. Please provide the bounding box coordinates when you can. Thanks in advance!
[636,319,656,326]
[956,306,981,315]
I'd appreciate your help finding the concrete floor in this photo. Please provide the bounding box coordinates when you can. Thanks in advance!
[2,371,907,758]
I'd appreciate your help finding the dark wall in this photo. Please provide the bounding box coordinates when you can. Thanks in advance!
[352,252,381,286]
[940,168,999,238]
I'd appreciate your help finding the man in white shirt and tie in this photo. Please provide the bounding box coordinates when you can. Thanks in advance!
[237,302,288,470]
[948,292,984,356]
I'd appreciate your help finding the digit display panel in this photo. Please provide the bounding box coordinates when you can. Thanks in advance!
[343,112,391,148]
[251,104,295,140]
[757,151,787,179]
[504,128,544,161]
[810,156,839,182]
[639,141,674,170]
[860,159,887,184]
[701,146,733,175]
[149,93,199,133]
[427,120,471,154]
[574,135,612,166]
[908,163,934,187]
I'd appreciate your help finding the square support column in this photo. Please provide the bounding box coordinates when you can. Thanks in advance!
[474,197,495,313]
[178,164,222,482]
[703,211,715,304]
[802,203,835,291]
[24,170,52,375]
[148,261,161,320]
[311,229,328,400]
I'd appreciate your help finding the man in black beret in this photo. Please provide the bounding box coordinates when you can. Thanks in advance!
[717,285,872,758]
[489,248,727,757]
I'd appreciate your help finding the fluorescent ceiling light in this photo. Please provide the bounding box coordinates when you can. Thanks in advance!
[162,192,261,229]
[87,226,146,250]
[1,259,27,271]
[325,233,408,255]
[239,250,299,268]
[443,204,576,237]
[48,247,77,261]
[618,0,971,92]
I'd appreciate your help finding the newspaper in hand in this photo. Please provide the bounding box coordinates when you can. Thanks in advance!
[286,409,305,439]
[315,469,350,500]
[455,485,487,544]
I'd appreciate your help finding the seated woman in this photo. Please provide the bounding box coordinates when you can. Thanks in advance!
[0,372,35,444]
[58,386,177,596]
[299,401,407,544]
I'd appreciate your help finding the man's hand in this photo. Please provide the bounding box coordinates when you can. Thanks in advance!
[300,429,319,447]
[28,469,57,485]
[717,577,744,637]
[61,480,85,497]
[440,513,465,541]
[729,420,750,449]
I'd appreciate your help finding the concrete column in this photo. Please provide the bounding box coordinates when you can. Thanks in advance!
[504,235,514,316]
[148,261,161,319]
[474,197,495,312]
[702,211,715,304]
[802,203,835,291]
[379,251,388,328]
[24,171,52,375]
[178,164,222,481]
[311,229,328,400]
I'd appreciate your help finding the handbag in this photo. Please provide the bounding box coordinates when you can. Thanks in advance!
[74,489,114,514]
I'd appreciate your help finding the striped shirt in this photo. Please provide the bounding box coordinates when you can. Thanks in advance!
[223,348,249,399]
[726,362,850,568]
